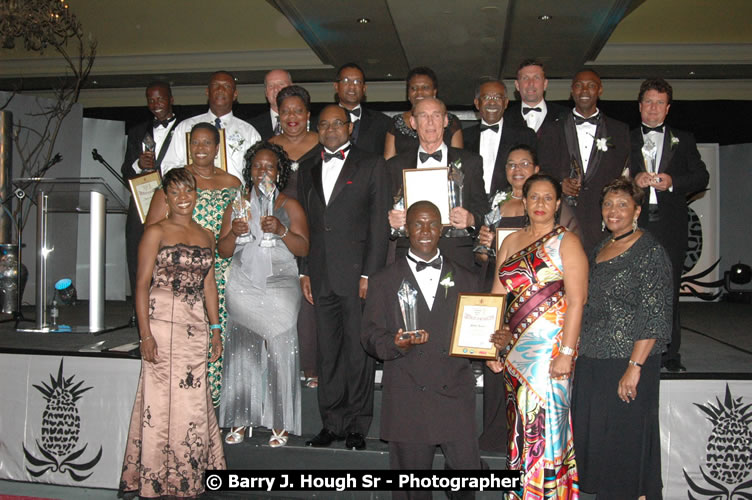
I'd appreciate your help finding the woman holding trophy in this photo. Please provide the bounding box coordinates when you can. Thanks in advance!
[217,141,309,447]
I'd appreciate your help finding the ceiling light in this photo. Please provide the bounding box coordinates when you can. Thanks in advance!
[538,15,552,21]
[357,17,370,24]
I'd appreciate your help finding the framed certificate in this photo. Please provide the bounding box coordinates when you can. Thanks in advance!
[128,170,162,223]
[402,167,450,225]
[495,227,518,254]
[185,128,227,171]
[449,293,505,360]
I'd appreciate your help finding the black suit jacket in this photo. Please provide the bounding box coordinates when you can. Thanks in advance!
[504,101,567,137]
[297,145,390,297]
[249,110,275,141]
[629,126,709,260]
[349,106,391,155]
[463,120,537,194]
[386,146,489,270]
[538,112,630,254]
[361,256,478,443]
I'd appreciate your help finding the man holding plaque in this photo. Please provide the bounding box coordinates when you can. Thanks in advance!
[387,97,488,270]
[537,70,630,254]
[121,81,179,301]
[362,201,481,499]
[161,71,260,182]
[297,104,390,450]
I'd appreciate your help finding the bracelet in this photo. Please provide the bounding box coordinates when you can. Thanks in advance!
[559,345,575,356]
[628,359,643,368]
[209,324,221,330]
[279,224,289,238]
[139,336,153,344]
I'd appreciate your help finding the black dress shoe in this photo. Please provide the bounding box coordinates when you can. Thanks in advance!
[663,359,686,372]
[305,428,342,447]
[345,432,366,450]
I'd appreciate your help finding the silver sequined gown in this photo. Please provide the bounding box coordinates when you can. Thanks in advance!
[218,200,302,434]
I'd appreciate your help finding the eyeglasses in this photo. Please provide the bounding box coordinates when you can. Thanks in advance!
[505,160,535,170]
[337,77,363,86]
[317,120,350,130]
[479,94,506,102]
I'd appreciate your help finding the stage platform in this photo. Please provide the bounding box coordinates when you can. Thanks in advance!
[0,300,750,500]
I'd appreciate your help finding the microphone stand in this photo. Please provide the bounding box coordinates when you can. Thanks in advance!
[91,149,128,188]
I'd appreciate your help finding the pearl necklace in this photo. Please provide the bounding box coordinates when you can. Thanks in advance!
[191,166,214,180]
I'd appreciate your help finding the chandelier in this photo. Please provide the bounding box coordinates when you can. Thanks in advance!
[0,0,80,52]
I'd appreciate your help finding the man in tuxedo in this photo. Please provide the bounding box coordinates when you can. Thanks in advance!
[249,69,292,140]
[362,201,481,500]
[333,62,391,155]
[463,79,536,195]
[387,97,488,271]
[297,104,390,450]
[504,59,566,137]
[161,71,260,181]
[629,78,709,372]
[538,69,630,254]
[121,81,179,299]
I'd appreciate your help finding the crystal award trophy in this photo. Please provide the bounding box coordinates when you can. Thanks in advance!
[398,279,419,340]
[565,156,583,207]
[232,187,253,245]
[259,174,277,247]
[391,187,406,238]
[446,159,468,237]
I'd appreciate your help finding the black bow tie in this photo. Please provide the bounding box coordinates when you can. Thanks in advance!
[419,150,442,163]
[522,107,542,115]
[480,123,499,133]
[346,107,361,119]
[642,124,665,134]
[153,117,174,128]
[408,255,442,271]
[573,114,600,126]
[322,145,351,162]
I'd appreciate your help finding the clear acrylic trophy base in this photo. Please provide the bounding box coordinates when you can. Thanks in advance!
[400,330,420,340]
[445,228,469,238]
[259,235,277,247]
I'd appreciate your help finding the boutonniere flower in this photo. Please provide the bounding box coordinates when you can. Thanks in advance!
[290,161,299,172]
[595,137,613,152]
[670,131,680,149]
[491,190,510,210]
[440,271,455,298]
[227,132,246,155]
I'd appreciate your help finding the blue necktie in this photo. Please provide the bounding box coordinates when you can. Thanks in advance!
[214,117,222,130]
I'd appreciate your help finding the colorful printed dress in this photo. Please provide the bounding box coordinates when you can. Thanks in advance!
[498,226,579,499]
[120,244,226,498]
[193,187,236,407]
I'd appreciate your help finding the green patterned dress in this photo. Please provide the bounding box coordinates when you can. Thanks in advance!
[193,187,237,407]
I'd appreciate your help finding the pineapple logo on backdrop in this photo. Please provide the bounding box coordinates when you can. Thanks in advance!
[23,358,103,480]
[684,384,752,498]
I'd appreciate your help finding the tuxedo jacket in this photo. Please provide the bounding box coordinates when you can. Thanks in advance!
[249,110,274,141]
[348,106,392,155]
[629,126,709,259]
[297,145,390,297]
[386,146,489,270]
[463,120,537,194]
[504,101,567,137]
[538,112,630,253]
[361,256,478,444]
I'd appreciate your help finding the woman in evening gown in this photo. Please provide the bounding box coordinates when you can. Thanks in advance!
[489,173,588,498]
[147,122,241,407]
[218,141,309,447]
[121,167,226,498]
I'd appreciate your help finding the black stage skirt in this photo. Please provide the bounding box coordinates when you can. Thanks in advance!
[572,354,663,499]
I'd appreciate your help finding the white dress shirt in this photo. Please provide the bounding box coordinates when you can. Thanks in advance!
[573,109,599,174]
[341,104,361,124]
[131,117,177,174]
[479,118,503,193]
[161,110,261,182]
[642,123,666,204]
[270,109,280,133]
[322,141,351,204]
[522,100,548,132]
[416,143,448,169]
[406,249,442,310]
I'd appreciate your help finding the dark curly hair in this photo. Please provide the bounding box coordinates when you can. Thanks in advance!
[406,66,438,91]
[190,122,219,144]
[276,85,311,113]
[243,140,293,192]
[638,77,673,104]
[522,173,562,201]
[600,176,644,207]
[161,167,196,194]
[507,143,539,166]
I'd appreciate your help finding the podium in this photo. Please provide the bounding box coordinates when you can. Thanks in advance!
[13,177,127,333]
